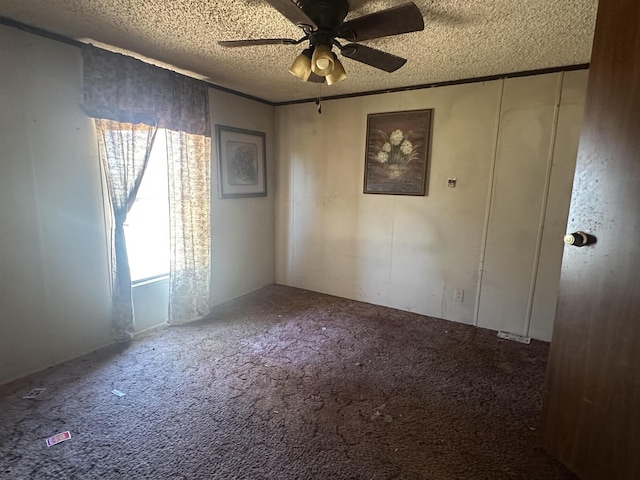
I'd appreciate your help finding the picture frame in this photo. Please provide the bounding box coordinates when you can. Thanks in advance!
[216,125,267,198]
[363,109,433,196]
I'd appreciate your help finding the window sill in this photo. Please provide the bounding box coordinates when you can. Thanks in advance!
[132,274,169,288]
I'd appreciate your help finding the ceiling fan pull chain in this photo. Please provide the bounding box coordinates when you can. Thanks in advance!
[316,83,322,114]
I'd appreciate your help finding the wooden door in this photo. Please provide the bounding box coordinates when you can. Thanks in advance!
[540,0,640,478]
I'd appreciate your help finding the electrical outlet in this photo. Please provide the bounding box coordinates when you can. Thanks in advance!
[454,288,464,303]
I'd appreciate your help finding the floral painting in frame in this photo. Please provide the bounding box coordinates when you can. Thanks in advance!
[363,109,433,195]
[216,125,267,198]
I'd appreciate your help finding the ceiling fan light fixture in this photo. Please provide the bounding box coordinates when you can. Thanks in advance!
[289,48,313,81]
[325,54,346,85]
[311,44,335,76]
[220,1,423,86]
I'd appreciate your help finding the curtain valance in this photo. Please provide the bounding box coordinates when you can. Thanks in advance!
[82,45,209,136]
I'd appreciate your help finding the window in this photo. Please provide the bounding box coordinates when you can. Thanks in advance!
[124,130,169,283]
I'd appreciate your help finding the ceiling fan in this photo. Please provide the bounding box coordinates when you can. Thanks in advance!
[218,0,425,85]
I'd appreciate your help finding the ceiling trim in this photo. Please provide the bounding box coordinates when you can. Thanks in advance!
[273,63,590,106]
[0,15,82,47]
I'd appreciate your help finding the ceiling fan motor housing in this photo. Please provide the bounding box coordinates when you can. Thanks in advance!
[297,0,349,45]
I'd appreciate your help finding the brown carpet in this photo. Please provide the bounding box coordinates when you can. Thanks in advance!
[0,285,576,479]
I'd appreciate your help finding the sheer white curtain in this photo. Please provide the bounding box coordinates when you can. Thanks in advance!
[166,131,211,324]
[95,119,157,340]
[83,45,212,334]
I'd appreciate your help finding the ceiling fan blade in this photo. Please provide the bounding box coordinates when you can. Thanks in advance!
[263,0,317,29]
[218,38,300,47]
[338,2,424,42]
[340,44,407,72]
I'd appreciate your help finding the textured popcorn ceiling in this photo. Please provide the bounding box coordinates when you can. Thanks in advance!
[0,0,598,103]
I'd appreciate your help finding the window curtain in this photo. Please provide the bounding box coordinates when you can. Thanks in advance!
[82,45,209,136]
[82,45,212,337]
[95,120,157,341]
[166,131,211,324]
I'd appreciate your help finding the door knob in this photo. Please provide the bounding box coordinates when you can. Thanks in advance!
[564,231,592,247]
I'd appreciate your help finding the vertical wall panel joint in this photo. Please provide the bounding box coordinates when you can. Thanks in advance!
[473,79,505,327]
[523,72,565,337]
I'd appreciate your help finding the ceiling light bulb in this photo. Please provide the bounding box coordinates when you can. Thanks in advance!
[316,58,330,70]
[311,44,335,77]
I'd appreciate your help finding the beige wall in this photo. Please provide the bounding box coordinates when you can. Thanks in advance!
[476,72,588,340]
[275,71,588,340]
[209,90,276,306]
[528,73,588,340]
[0,26,277,384]
[0,26,112,384]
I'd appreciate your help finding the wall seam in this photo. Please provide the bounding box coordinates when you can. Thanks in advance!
[473,79,505,327]
[523,72,565,337]
[289,119,296,286]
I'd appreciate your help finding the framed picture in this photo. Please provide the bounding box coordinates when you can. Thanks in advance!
[363,109,433,195]
[216,125,267,198]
